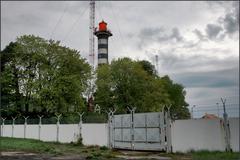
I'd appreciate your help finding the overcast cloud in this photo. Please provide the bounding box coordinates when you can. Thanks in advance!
[1,1,239,118]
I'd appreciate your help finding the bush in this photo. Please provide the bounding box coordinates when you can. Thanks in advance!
[83,112,107,123]
[100,146,108,150]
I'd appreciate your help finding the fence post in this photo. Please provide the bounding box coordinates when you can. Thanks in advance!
[23,116,29,139]
[77,112,84,140]
[55,114,62,142]
[111,108,116,148]
[11,117,17,138]
[221,98,231,151]
[107,111,112,149]
[127,106,136,150]
[106,108,116,149]
[166,105,172,153]
[38,115,44,140]
[159,105,165,149]
[94,104,101,114]
[1,118,6,137]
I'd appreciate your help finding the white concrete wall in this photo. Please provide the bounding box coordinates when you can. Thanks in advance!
[171,119,226,152]
[229,118,239,152]
[171,118,240,153]
[1,118,239,152]
[1,123,108,146]
[82,124,108,146]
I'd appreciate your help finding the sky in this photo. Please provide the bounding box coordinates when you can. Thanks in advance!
[1,1,239,118]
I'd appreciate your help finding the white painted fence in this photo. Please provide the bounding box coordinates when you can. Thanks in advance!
[1,123,108,146]
[1,118,239,152]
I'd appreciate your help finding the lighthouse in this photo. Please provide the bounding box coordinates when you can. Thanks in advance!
[94,20,112,65]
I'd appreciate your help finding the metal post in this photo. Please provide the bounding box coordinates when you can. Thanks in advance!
[94,104,101,114]
[127,106,136,150]
[11,117,17,138]
[107,108,116,148]
[216,103,220,118]
[55,114,62,142]
[221,98,231,151]
[160,105,165,148]
[162,105,168,151]
[166,105,172,153]
[111,108,116,148]
[1,118,6,137]
[77,112,84,139]
[191,105,196,119]
[38,115,43,140]
[23,116,29,139]
[107,111,112,148]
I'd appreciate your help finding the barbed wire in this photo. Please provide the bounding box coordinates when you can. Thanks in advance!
[193,107,239,112]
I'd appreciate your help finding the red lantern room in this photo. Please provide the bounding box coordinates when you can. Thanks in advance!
[99,20,107,31]
[94,20,112,66]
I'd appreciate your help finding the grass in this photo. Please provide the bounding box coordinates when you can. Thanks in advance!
[0,137,57,154]
[0,137,239,160]
[191,150,240,160]
[0,137,118,159]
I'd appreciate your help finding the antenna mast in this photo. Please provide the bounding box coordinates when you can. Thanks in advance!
[155,55,159,75]
[89,0,95,68]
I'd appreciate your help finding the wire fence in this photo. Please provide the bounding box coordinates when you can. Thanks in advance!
[192,105,239,118]
[0,114,108,125]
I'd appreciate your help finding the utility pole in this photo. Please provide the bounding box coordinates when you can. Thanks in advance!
[221,98,231,151]
[191,105,196,119]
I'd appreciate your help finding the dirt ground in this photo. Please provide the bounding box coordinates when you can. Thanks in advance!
[0,152,85,160]
[0,151,175,160]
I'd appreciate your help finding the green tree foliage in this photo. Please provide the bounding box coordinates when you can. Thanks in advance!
[95,58,190,119]
[0,35,91,117]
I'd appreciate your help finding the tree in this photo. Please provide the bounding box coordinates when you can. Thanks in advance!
[0,42,23,116]
[0,35,91,117]
[110,58,150,112]
[138,60,157,76]
[94,64,113,111]
[95,58,190,119]
[160,76,190,119]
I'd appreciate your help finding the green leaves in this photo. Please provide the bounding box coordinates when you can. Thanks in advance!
[0,35,91,116]
[95,58,190,119]
[1,34,190,119]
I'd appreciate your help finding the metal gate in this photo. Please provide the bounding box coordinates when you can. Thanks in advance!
[108,109,172,152]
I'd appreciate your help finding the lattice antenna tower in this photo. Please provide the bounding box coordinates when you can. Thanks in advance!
[89,0,95,68]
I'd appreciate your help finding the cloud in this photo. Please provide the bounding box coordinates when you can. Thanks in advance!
[205,24,223,40]
[172,67,239,88]
[140,27,164,38]
[149,48,238,75]
[222,12,239,35]
[138,27,183,49]
[192,1,239,42]
[196,1,239,42]
[164,27,183,42]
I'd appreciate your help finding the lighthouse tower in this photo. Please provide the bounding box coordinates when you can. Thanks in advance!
[94,20,112,66]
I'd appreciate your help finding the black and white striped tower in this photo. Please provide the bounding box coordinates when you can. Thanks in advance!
[94,20,112,66]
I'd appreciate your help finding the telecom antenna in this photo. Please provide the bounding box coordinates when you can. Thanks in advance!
[155,55,159,75]
[89,0,95,68]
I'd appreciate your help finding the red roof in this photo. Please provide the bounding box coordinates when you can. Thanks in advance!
[202,113,219,119]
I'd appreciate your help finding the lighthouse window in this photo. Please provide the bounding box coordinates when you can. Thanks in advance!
[98,48,107,54]
[98,39,107,44]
